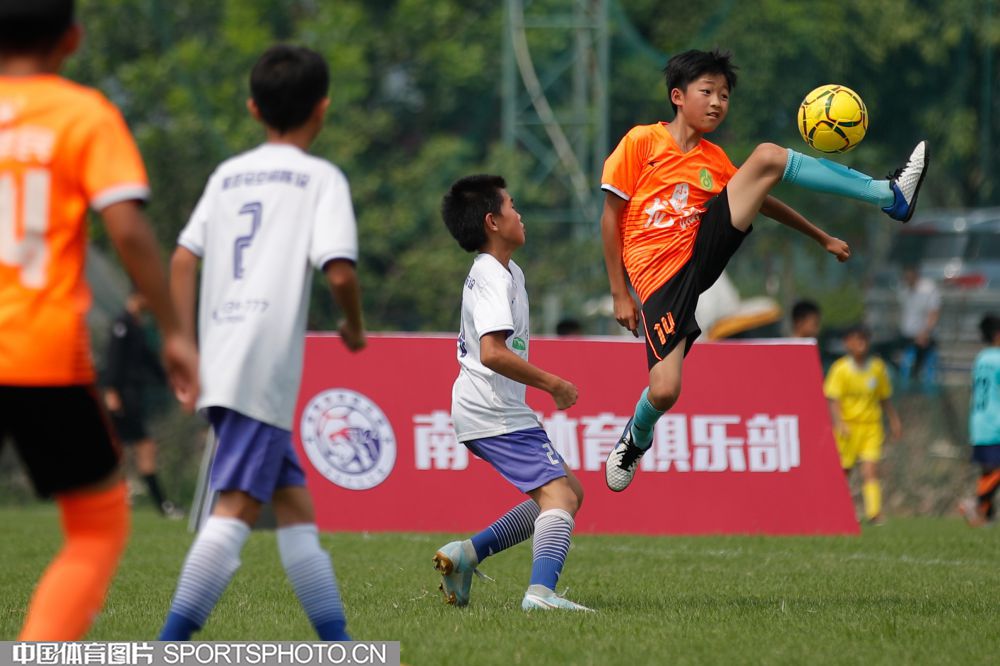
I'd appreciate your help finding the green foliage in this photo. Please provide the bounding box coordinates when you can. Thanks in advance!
[2,507,1000,664]
[64,0,998,332]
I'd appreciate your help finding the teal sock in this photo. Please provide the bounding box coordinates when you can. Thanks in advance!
[782,149,894,207]
[629,387,664,450]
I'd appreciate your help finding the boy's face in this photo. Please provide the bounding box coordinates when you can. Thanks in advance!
[671,73,729,133]
[844,332,870,358]
[488,189,525,249]
[794,313,821,338]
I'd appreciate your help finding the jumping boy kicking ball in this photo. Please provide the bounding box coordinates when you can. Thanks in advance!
[433,175,590,612]
[603,49,928,491]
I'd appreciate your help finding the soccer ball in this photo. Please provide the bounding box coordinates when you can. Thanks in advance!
[797,84,868,153]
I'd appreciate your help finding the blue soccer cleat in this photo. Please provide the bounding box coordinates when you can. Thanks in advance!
[882,141,929,223]
[521,585,594,612]
[433,540,479,606]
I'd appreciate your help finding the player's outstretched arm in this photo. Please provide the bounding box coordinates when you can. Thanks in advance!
[600,192,639,336]
[102,201,199,411]
[480,333,577,410]
[324,259,366,352]
[759,195,850,263]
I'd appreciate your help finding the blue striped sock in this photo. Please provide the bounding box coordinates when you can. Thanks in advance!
[529,509,574,591]
[630,387,664,450]
[159,516,249,640]
[783,149,894,207]
[278,524,349,641]
[470,500,539,562]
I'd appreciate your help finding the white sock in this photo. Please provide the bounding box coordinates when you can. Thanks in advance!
[169,516,250,626]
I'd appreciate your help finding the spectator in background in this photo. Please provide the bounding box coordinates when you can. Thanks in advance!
[556,318,583,336]
[105,291,181,518]
[791,299,821,338]
[897,264,940,390]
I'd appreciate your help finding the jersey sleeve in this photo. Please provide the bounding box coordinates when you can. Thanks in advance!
[473,269,514,339]
[823,362,844,400]
[82,102,150,211]
[875,360,893,400]
[177,177,214,257]
[310,167,359,269]
[601,128,647,201]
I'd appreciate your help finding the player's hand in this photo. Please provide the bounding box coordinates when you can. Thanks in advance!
[835,422,850,439]
[338,320,367,353]
[162,333,199,412]
[550,378,578,410]
[824,236,851,263]
[104,389,122,414]
[612,292,640,337]
[890,417,903,441]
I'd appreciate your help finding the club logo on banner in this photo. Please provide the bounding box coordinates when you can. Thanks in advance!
[299,388,396,490]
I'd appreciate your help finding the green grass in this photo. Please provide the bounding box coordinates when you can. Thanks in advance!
[2,506,999,665]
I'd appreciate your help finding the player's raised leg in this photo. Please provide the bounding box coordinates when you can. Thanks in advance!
[522,470,591,612]
[606,339,685,492]
[274,487,350,641]
[434,499,539,606]
[726,141,929,231]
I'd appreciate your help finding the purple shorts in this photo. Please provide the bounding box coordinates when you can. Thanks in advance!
[208,407,306,503]
[464,427,566,493]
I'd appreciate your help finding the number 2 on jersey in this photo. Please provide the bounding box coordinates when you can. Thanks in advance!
[233,201,262,279]
[0,169,51,288]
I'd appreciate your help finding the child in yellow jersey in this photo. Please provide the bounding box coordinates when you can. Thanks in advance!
[824,325,902,524]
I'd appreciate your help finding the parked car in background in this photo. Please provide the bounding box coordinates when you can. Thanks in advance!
[865,207,1000,384]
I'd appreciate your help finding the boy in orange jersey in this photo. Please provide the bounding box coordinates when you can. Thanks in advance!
[602,49,928,491]
[0,0,198,639]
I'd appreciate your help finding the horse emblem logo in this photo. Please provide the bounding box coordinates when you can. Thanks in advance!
[299,389,396,490]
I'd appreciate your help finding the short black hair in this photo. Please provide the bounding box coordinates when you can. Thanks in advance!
[0,0,74,55]
[663,48,738,113]
[441,175,506,253]
[842,323,871,340]
[250,45,329,133]
[981,314,1000,344]
[791,299,821,324]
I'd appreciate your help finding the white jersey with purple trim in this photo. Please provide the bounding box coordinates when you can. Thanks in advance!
[178,143,358,429]
[451,253,541,441]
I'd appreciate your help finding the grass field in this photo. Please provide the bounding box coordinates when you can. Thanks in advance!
[1,506,999,665]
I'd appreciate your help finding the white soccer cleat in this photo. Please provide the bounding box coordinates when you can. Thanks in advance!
[605,418,647,492]
[882,140,929,223]
[521,585,594,612]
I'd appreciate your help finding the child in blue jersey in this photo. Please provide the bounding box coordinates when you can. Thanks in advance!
[432,174,591,612]
[960,314,1000,527]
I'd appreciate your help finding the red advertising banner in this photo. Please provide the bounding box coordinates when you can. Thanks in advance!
[293,334,859,535]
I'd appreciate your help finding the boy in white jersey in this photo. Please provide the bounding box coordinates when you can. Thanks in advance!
[433,175,591,612]
[160,45,365,640]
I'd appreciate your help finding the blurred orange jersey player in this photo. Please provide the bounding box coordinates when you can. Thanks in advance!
[0,75,150,384]
[0,0,197,642]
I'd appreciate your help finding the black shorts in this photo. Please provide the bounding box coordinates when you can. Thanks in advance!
[640,187,751,368]
[110,389,149,444]
[0,385,122,497]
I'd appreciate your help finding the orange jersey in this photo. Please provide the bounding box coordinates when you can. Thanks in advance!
[601,123,737,303]
[0,75,149,385]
